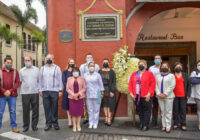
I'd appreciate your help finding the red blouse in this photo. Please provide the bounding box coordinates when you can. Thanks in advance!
[174,75,185,97]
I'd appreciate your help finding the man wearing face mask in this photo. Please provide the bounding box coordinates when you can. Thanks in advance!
[19,56,40,132]
[149,54,162,127]
[0,57,20,133]
[39,54,63,131]
[80,53,100,124]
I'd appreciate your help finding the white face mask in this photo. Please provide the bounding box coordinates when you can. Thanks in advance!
[73,72,79,77]
[197,66,200,71]
[89,67,95,72]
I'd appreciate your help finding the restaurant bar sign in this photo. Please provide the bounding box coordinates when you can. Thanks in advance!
[137,0,200,1]
[82,14,120,41]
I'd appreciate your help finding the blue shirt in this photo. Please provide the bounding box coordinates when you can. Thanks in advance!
[39,64,63,92]
[84,72,104,99]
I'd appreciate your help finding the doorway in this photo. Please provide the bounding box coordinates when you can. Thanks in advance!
[135,42,196,74]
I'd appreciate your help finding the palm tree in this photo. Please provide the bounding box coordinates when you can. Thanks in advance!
[10,5,38,67]
[25,0,47,9]
[31,30,45,66]
[0,25,22,67]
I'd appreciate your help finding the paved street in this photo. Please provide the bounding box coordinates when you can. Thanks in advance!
[0,96,200,140]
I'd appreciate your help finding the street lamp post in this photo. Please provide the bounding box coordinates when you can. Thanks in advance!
[16,26,19,70]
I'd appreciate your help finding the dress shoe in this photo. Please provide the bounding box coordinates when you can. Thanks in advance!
[142,126,149,131]
[83,120,88,125]
[12,128,20,133]
[139,124,143,130]
[166,129,171,133]
[44,126,51,131]
[32,127,38,131]
[54,125,60,130]
[23,128,29,132]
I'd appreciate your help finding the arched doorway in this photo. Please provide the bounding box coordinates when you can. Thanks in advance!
[135,7,200,73]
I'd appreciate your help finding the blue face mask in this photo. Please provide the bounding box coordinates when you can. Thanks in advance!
[25,62,32,68]
[154,59,161,65]
[87,58,93,63]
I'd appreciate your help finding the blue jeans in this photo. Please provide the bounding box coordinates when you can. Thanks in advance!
[0,96,17,129]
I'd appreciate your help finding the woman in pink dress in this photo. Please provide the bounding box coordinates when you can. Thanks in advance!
[67,67,86,132]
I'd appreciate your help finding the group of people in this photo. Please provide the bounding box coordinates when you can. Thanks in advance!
[62,53,116,132]
[0,53,116,133]
[129,54,200,133]
[0,53,200,134]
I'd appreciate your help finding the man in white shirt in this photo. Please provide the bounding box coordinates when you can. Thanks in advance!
[149,54,162,127]
[19,56,39,132]
[39,54,63,131]
[79,53,100,124]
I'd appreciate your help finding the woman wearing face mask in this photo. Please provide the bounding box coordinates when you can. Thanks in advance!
[99,58,116,126]
[190,60,200,130]
[156,62,176,133]
[129,60,155,131]
[67,67,86,132]
[84,61,104,129]
[62,58,75,128]
[173,62,191,131]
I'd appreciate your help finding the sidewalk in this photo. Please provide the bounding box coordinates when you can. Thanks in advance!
[81,116,200,140]
[0,96,200,140]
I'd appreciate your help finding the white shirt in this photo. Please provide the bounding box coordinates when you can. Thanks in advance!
[38,64,63,92]
[84,72,104,99]
[19,66,39,94]
[190,71,200,99]
[149,65,160,78]
[80,63,100,77]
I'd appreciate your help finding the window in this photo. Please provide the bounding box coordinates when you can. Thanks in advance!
[42,43,45,54]
[28,35,31,50]
[32,42,35,52]
[6,24,11,45]
[42,60,45,66]
[33,59,36,66]
[23,32,26,49]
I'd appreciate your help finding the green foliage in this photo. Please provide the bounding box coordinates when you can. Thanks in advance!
[25,0,47,9]
[31,30,45,44]
[10,5,38,29]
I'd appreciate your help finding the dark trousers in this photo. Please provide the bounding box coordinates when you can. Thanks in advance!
[43,91,59,127]
[173,97,187,126]
[22,94,39,129]
[152,94,158,124]
[138,98,152,127]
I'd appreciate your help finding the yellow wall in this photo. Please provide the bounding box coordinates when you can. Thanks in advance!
[0,14,45,70]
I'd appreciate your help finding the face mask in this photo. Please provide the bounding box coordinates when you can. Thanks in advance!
[161,68,169,73]
[175,67,182,73]
[25,62,32,68]
[89,67,95,72]
[69,64,75,68]
[46,59,52,64]
[87,58,93,63]
[103,63,109,68]
[139,65,145,71]
[73,72,79,77]
[5,65,12,70]
[197,66,200,71]
[154,59,161,65]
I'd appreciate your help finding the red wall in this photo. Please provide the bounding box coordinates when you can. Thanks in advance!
[48,0,128,118]
[48,0,200,118]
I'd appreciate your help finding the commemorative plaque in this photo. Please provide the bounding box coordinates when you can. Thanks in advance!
[60,30,73,42]
[82,14,120,41]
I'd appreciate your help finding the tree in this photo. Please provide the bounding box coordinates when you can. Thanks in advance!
[25,0,47,9]
[0,25,22,67]
[10,5,38,67]
[31,30,45,66]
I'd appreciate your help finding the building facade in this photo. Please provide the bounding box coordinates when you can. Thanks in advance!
[48,0,200,118]
[0,1,46,70]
